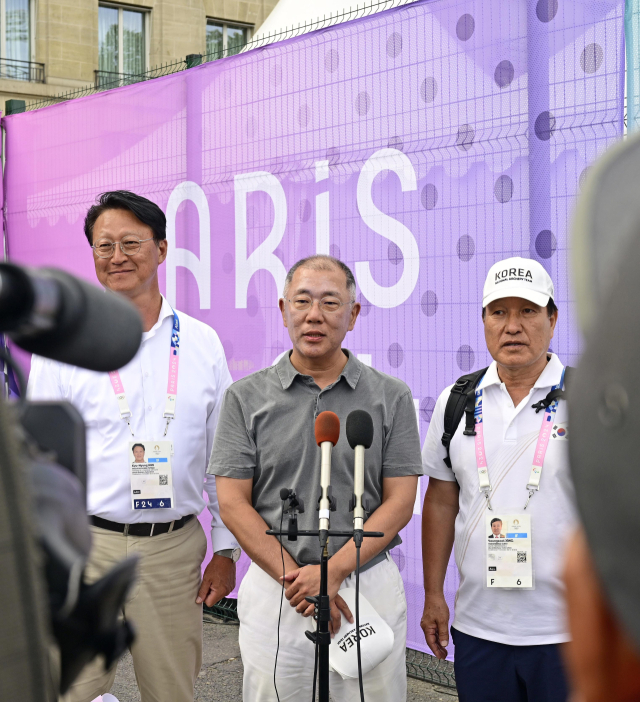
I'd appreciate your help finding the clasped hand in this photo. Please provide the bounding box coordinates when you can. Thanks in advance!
[282,564,353,636]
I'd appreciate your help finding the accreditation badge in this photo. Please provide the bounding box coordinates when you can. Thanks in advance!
[485,513,533,589]
[129,440,174,510]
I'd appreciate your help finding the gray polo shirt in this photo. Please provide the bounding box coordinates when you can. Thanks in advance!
[208,350,423,565]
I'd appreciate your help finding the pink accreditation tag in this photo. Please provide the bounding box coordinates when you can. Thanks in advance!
[162,311,181,434]
[524,368,565,505]
[532,416,553,471]
[109,370,132,423]
[167,350,179,396]
[474,391,491,492]
[109,370,124,395]
[527,370,564,492]
[475,422,491,486]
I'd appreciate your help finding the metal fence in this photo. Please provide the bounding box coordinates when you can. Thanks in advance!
[18,0,417,113]
[203,599,457,690]
[17,2,455,684]
[94,70,148,89]
[203,597,239,625]
[406,647,456,689]
[17,57,188,113]
[18,1,454,689]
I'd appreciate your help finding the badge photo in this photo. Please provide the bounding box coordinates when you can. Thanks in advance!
[485,513,534,589]
[130,440,174,510]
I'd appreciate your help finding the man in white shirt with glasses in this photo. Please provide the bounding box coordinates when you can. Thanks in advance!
[420,257,577,702]
[28,190,240,702]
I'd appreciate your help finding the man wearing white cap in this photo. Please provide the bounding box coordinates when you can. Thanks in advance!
[420,257,577,702]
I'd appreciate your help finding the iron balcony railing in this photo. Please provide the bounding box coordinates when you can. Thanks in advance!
[0,58,44,83]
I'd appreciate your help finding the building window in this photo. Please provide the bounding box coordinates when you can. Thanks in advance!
[206,20,251,59]
[5,0,30,62]
[99,4,146,81]
[0,0,42,81]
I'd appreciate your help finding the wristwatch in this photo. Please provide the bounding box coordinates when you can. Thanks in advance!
[215,547,242,563]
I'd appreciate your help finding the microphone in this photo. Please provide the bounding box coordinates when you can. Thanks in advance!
[346,410,374,545]
[314,411,340,546]
[0,263,143,372]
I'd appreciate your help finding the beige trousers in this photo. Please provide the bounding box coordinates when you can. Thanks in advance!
[61,516,207,702]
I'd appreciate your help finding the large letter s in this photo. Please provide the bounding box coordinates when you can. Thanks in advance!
[355,148,419,308]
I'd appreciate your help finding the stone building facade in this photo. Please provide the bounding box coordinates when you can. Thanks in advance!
[0,0,276,109]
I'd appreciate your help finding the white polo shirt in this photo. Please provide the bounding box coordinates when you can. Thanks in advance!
[28,295,238,553]
[422,354,577,646]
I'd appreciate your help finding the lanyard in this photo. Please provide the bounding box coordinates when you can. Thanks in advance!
[108,309,180,437]
[474,368,565,511]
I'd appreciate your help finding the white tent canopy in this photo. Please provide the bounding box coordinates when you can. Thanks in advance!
[252,0,418,44]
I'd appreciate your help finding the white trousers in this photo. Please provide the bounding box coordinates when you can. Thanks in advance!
[238,555,408,702]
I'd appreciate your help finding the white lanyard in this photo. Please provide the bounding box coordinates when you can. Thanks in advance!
[474,368,566,510]
[108,309,180,437]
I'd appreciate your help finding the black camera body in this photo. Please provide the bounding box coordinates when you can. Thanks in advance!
[0,262,144,700]
[21,402,137,696]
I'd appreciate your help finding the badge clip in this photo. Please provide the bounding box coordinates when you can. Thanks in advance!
[524,488,536,510]
[483,489,493,511]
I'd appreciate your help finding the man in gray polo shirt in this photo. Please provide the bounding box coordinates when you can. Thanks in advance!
[208,255,422,701]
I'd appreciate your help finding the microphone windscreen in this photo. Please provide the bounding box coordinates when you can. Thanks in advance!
[10,268,143,372]
[314,411,340,446]
[280,488,291,501]
[346,410,374,449]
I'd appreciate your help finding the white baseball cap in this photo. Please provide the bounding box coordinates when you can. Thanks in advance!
[328,588,394,680]
[483,257,554,308]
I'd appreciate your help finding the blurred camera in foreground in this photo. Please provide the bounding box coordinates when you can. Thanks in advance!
[566,131,640,701]
[0,262,142,700]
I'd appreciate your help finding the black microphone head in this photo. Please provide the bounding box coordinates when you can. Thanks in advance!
[280,488,291,501]
[346,410,374,449]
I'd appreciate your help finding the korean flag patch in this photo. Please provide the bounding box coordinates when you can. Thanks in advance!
[551,422,568,441]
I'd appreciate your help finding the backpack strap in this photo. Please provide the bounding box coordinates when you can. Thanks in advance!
[441,368,488,468]
[531,366,573,413]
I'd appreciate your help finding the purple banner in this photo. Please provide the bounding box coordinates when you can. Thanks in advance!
[3,0,624,655]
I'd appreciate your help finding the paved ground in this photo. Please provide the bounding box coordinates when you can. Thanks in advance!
[107,618,458,701]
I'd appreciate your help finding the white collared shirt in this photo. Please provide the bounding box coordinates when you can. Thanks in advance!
[422,354,577,646]
[28,296,238,552]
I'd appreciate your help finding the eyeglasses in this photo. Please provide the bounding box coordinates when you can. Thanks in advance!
[91,236,155,259]
[285,296,352,313]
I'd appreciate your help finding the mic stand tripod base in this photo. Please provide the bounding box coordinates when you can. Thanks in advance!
[303,544,330,701]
